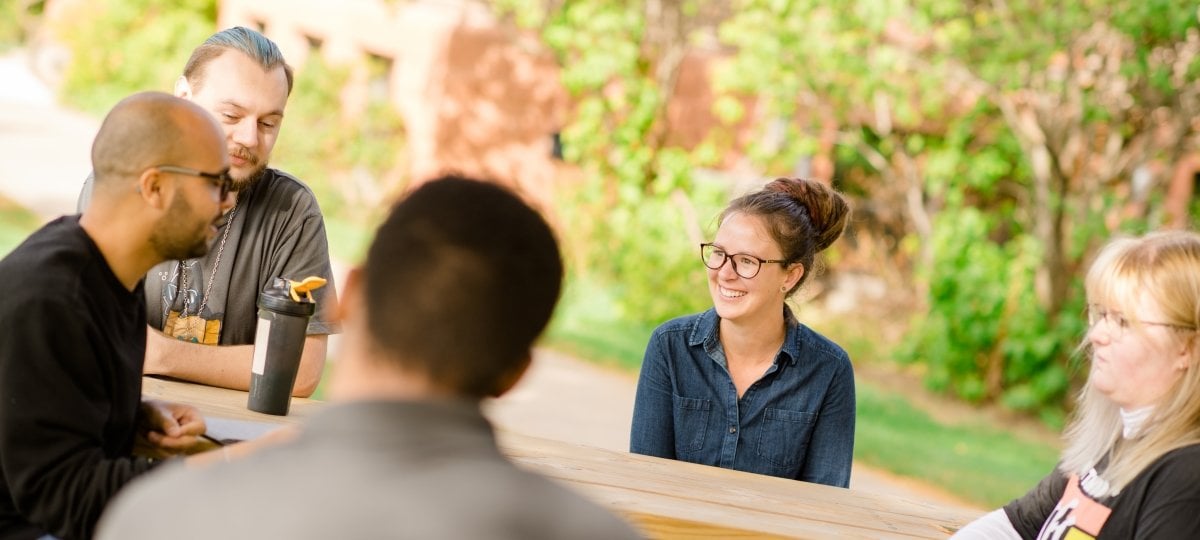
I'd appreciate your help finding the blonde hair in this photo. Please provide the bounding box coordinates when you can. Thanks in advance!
[1060,231,1200,494]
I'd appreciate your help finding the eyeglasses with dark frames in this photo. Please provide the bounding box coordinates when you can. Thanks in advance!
[700,243,786,279]
[155,165,233,199]
[1086,304,1196,341]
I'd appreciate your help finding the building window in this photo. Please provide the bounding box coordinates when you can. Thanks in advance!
[305,34,324,53]
[550,132,564,160]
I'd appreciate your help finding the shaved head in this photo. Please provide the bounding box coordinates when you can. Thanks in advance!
[90,91,223,188]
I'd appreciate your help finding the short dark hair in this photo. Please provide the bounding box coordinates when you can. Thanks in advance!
[183,26,294,95]
[363,176,564,397]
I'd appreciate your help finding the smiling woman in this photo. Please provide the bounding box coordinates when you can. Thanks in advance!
[629,177,855,487]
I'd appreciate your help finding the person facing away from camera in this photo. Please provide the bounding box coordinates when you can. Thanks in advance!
[630,177,856,487]
[954,230,1200,539]
[78,26,339,397]
[96,177,643,540]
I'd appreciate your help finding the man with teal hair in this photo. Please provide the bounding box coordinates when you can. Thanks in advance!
[79,27,339,398]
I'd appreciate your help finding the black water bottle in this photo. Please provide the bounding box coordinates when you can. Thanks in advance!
[247,279,315,415]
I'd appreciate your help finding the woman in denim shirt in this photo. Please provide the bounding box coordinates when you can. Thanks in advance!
[630,177,855,487]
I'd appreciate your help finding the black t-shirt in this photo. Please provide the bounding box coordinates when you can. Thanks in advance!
[1004,444,1200,539]
[0,217,158,540]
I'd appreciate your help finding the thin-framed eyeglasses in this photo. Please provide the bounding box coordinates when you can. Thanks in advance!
[155,165,233,199]
[1085,304,1196,340]
[700,243,786,279]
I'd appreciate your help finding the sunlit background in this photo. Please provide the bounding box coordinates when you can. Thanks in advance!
[2,0,1199,508]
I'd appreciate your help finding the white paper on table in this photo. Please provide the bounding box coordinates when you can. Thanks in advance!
[204,416,280,444]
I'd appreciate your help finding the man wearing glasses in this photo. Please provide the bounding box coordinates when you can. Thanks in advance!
[80,27,338,398]
[0,92,220,540]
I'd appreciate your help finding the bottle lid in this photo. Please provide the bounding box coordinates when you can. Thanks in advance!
[258,279,317,317]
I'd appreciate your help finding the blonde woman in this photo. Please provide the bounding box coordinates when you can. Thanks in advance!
[955,231,1200,539]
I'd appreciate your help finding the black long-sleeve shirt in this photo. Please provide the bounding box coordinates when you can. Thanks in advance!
[0,216,158,540]
[1004,445,1200,538]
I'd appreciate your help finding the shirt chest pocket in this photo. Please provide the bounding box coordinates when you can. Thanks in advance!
[671,395,712,455]
[755,407,817,468]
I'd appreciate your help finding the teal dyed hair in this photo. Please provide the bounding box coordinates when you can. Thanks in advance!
[183,26,293,95]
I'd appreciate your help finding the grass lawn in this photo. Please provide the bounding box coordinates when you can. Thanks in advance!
[855,381,1057,507]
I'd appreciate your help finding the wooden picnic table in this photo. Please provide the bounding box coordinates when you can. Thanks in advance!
[143,376,980,539]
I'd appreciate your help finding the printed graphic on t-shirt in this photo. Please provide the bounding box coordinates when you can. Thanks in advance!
[160,260,194,318]
[158,260,223,344]
[1036,472,1113,540]
[163,310,221,344]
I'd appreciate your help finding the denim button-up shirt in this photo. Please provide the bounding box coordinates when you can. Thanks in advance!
[630,307,855,487]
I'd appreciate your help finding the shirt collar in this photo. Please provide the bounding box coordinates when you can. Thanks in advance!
[1120,406,1154,439]
[689,306,802,366]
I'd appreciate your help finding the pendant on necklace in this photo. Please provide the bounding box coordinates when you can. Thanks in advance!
[172,315,206,343]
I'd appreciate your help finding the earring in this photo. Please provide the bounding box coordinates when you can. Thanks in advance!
[780,285,787,293]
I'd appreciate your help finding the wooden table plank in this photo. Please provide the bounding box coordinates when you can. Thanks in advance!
[497,430,974,539]
[141,376,320,425]
[145,377,978,539]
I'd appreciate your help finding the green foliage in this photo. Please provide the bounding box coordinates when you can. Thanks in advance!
[904,0,1196,416]
[56,0,217,114]
[53,1,404,226]
[896,208,1086,424]
[0,1,44,51]
[719,0,1198,419]
[271,56,348,215]
[500,0,731,329]
[555,157,728,327]
[272,55,407,221]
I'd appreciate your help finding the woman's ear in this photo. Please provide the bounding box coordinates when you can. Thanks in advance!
[784,262,805,292]
[1177,335,1196,370]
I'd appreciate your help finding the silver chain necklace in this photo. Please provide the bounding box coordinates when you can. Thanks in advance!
[178,204,237,318]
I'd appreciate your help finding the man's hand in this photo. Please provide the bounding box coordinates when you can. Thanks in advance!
[139,399,206,452]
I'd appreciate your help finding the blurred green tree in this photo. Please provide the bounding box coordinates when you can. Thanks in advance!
[720,0,1199,421]
[54,0,217,114]
[271,54,407,221]
[0,1,45,50]
[494,0,732,329]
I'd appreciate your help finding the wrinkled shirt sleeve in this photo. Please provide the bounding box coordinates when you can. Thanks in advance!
[797,356,855,487]
[1003,468,1067,539]
[630,328,675,458]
